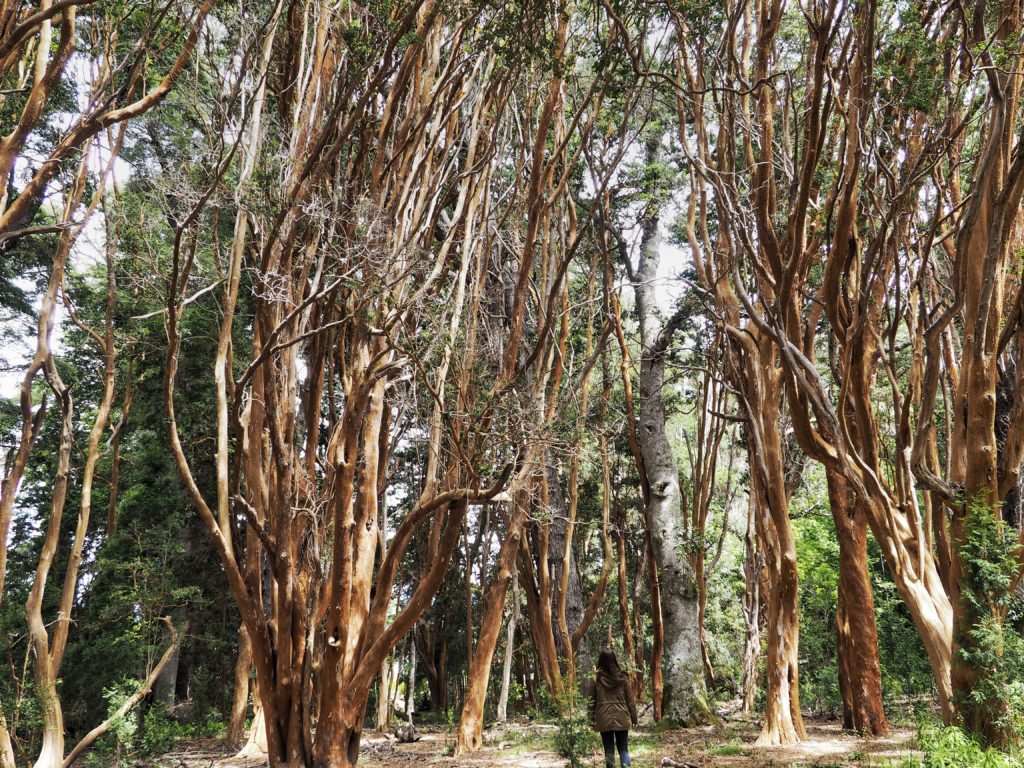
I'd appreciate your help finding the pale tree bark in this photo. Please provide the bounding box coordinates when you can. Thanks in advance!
[14,133,127,768]
[627,206,707,726]
[237,679,268,760]
[609,289,660,714]
[227,625,253,748]
[496,569,520,722]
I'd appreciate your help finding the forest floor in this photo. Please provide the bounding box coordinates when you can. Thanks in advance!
[155,716,919,768]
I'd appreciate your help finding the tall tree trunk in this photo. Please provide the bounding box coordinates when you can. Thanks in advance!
[732,345,805,748]
[457,500,527,754]
[827,469,888,735]
[625,195,707,725]
[153,625,182,708]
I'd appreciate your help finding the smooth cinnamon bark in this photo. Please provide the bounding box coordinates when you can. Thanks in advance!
[746,404,805,747]
[456,499,528,754]
[827,469,888,736]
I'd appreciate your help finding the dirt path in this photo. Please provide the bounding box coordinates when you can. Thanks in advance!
[154,719,918,768]
[650,720,917,767]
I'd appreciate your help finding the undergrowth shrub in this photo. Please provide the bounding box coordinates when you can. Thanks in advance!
[552,688,594,768]
[917,719,1023,768]
[955,501,1024,747]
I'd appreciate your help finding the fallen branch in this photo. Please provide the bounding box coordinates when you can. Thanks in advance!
[62,617,186,768]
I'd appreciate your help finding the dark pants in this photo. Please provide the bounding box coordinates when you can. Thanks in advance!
[600,730,630,767]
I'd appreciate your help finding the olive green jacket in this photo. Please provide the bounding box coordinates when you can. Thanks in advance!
[587,671,637,732]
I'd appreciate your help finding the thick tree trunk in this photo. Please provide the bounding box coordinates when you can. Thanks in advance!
[860,499,954,722]
[153,616,182,708]
[748,441,805,747]
[421,634,448,715]
[827,469,888,736]
[637,346,705,725]
[621,154,707,724]
[457,502,526,753]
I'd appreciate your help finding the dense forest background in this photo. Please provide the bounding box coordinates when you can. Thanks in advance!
[2,0,1024,767]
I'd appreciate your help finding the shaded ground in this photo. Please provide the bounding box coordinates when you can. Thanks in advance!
[151,718,918,768]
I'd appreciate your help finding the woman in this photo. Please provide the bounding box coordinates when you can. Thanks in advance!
[588,649,637,768]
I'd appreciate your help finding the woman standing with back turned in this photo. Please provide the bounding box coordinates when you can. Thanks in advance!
[588,649,637,768]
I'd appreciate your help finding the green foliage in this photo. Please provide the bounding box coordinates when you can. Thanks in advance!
[954,501,1024,746]
[792,465,934,717]
[916,719,1023,768]
[875,8,944,114]
[551,689,595,768]
[139,706,182,756]
[102,682,140,751]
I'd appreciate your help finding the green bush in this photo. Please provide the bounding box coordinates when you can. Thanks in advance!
[955,501,1024,747]
[552,690,595,768]
[139,705,180,756]
[917,719,1023,768]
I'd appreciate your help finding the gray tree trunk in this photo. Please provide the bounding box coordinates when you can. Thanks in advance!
[628,204,708,726]
[545,462,591,672]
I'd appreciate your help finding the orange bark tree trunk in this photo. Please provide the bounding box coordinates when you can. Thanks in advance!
[456,498,528,754]
[826,469,888,736]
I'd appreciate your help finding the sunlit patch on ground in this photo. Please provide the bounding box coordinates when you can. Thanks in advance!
[155,718,919,768]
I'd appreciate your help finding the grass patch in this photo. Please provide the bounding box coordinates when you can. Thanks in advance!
[709,742,747,756]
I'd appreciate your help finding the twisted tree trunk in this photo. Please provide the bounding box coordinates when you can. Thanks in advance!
[827,469,888,735]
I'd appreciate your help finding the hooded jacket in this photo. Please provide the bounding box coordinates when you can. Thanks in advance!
[588,670,637,732]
